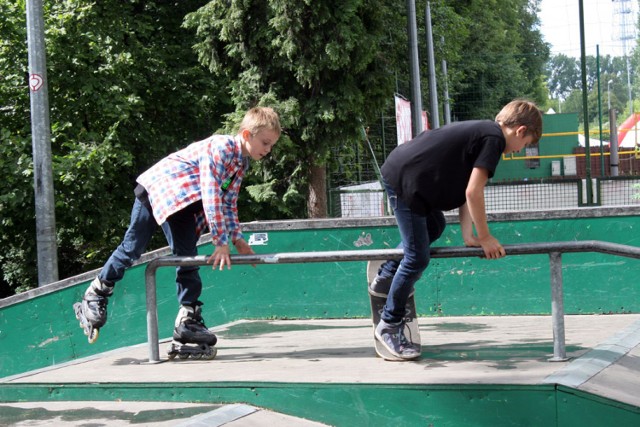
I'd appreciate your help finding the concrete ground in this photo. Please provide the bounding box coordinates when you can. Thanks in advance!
[2,314,640,426]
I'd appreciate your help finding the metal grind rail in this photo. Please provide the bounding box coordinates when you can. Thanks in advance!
[145,240,640,363]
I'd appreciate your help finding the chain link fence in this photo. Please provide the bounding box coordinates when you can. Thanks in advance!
[329,177,640,218]
[328,116,640,217]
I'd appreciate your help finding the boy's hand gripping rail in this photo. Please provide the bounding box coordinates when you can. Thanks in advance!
[145,240,640,363]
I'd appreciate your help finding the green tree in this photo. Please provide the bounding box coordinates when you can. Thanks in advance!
[0,0,555,296]
[546,54,580,101]
[0,0,37,296]
[0,0,223,295]
[185,0,404,218]
[545,53,632,118]
[441,0,549,120]
[344,0,550,190]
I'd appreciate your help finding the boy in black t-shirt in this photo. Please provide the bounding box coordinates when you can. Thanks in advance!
[372,100,543,360]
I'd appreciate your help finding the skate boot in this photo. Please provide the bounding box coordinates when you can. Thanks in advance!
[167,302,218,360]
[73,277,114,344]
[374,319,420,360]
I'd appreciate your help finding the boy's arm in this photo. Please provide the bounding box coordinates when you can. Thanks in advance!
[463,167,505,259]
[209,167,255,270]
[222,184,244,243]
[458,202,475,245]
[200,141,239,270]
[208,180,246,270]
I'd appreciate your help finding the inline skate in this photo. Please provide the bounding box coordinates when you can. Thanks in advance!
[167,302,218,360]
[73,277,113,343]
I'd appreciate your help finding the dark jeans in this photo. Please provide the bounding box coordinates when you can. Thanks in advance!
[99,191,203,306]
[379,180,445,323]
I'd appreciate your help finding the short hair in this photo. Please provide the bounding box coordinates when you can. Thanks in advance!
[239,107,281,136]
[495,100,543,144]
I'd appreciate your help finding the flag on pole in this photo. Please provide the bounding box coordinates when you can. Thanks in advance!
[395,95,412,145]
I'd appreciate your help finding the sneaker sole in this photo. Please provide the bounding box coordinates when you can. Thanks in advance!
[368,286,415,299]
[373,330,420,361]
[368,287,388,298]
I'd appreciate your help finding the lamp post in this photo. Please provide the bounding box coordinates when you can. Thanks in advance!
[608,79,614,111]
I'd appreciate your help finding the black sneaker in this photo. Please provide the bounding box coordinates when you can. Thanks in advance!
[374,319,420,360]
[368,275,392,297]
[368,275,415,298]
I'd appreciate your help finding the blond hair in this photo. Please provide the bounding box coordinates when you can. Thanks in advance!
[239,107,281,136]
[495,100,543,144]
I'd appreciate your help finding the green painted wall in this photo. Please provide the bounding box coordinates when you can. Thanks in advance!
[494,113,579,181]
[1,213,639,380]
[1,382,639,426]
[556,386,640,426]
[1,212,639,425]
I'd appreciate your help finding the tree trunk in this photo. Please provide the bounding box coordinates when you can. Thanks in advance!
[307,163,327,218]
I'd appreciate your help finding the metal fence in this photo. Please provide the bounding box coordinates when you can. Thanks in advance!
[484,179,584,211]
[597,176,640,206]
[329,176,640,217]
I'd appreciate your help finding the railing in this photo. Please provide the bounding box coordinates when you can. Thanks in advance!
[145,240,640,364]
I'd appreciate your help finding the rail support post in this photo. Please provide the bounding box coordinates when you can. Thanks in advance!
[145,261,161,363]
[548,251,569,362]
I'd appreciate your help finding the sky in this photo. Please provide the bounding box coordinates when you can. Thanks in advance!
[538,0,638,58]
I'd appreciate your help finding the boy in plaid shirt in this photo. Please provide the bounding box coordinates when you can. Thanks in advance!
[74,107,281,357]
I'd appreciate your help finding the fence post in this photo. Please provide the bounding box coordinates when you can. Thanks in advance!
[549,251,568,361]
[145,261,161,363]
[610,109,619,177]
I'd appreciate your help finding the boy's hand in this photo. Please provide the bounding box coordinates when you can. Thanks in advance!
[233,238,254,255]
[463,234,480,247]
[476,235,506,260]
[234,238,256,267]
[207,244,231,271]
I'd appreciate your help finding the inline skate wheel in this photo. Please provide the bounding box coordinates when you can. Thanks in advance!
[204,347,218,360]
[87,328,99,344]
[167,344,179,360]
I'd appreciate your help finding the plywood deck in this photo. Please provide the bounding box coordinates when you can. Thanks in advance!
[2,314,640,426]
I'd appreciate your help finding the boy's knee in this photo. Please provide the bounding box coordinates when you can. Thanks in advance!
[401,257,429,274]
[427,210,446,242]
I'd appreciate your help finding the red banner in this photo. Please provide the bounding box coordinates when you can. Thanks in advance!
[395,96,412,145]
[421,111,429,132]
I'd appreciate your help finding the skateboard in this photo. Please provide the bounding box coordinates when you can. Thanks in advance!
[367,260,421,361]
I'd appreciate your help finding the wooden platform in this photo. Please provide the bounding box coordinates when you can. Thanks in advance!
[2,314,640,425]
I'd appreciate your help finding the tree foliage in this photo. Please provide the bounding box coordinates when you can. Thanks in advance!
[436,0,549,120]
[545,53,632,123]
[0,0,223,296]
[184,0,405,218]
[1,0,551,296]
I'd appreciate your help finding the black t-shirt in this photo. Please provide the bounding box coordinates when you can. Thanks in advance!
[380,120,505,214]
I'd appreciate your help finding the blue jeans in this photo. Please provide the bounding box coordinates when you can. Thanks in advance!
[379,180,445,323]
[99,196,203,306]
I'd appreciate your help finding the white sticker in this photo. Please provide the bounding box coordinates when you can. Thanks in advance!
[248,233,269,246]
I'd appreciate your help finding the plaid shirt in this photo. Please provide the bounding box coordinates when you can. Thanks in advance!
[137,134,248,246]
